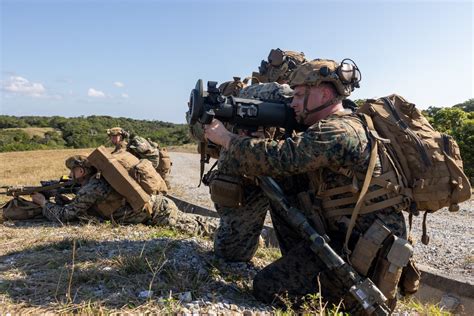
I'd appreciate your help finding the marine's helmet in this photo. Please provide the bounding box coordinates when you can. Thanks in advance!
[254,48,307,83]
[289,58,361,97]
[65,155,91,170]
[106,127,129,138]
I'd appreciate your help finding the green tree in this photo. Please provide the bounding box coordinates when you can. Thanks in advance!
[431,108,468,134]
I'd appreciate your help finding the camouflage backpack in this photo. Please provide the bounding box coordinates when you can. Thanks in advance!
[357,94,471,243]
[1,197,43,221]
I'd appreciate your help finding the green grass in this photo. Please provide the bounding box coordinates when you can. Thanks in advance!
[254,246,282,262]
[398,297,453,315]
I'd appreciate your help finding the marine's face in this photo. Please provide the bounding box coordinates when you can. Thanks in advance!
[110,135,122,145]
[70,167,86,183]
[290,85,325,125]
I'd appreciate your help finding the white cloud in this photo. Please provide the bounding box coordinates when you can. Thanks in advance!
[88,88,106,98]
[114,81,124,88]
[121,93,129,98]
[2,76,46,97]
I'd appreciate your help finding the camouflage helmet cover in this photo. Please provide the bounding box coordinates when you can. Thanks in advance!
[289,59,360,97]
[65,155,91,170]
[106,127,129,137]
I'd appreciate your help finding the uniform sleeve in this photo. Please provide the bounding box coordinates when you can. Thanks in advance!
[42,185,101,222]
[218,118,367,177]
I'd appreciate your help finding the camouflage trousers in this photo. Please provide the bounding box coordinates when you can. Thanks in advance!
[253,205,406,310]
[150,195,219,238]
[213,186,270,262]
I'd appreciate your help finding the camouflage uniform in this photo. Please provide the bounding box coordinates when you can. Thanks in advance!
[213,82,297,262]
[212,51,308,263]
[42,176,218,237]
[217,110,407,308]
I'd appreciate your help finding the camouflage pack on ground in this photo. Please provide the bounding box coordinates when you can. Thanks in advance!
[1,197,43,221]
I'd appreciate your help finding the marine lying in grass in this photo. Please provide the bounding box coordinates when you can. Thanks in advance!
[1,153,217,238]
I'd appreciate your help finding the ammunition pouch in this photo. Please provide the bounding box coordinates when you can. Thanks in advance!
[372,235,414,299]
[350,220,414,300]
[209,172,244,208]
[350,219,391,276]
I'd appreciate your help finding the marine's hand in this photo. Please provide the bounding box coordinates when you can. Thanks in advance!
[31,192,47,207]
[204,119,236,150]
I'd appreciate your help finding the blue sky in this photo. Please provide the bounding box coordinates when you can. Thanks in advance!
[1,0,472,123]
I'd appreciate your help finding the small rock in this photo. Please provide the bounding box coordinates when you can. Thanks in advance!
[243,310,253,316]
[179,291,193,303]
[102,266,112,271]
[440,294,460,311]
[138,290,153,299]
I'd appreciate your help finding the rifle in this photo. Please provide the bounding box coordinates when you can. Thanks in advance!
[258,176,390,315]
[1,176,81,199]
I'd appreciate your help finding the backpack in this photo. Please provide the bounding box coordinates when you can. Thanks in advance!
[1,197,43,221]
[111,150,168,195]
[356,95,471,243]
[333,94,471,250]
[127,136,160,168]
[88,146,167,212]
[218,77,249,97]
[253,49,307,84]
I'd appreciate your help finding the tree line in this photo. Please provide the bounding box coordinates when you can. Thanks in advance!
[0,115,192,152]
[1,98,473,179]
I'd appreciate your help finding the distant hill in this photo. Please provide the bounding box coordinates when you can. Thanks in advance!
[0,115,192,152]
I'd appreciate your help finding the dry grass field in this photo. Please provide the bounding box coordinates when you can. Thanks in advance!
[0,148,453,314]
[0,148,92,205]
[3,127,60,138]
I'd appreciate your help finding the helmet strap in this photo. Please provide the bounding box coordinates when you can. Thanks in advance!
[302,85,341,117]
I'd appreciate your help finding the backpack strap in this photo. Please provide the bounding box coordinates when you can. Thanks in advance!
[343,113,378,257]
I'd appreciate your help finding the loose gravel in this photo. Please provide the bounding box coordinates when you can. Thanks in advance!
[168,152,474,284]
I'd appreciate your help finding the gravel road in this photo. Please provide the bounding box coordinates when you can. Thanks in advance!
[168,152,474,283]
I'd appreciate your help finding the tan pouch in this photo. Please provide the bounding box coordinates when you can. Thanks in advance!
[209,174,244,208]
[350,219,391,276]
[372,236,413,299]
[399,258,421,296]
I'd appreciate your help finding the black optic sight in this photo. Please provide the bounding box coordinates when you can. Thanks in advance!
[187,79,304,132]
